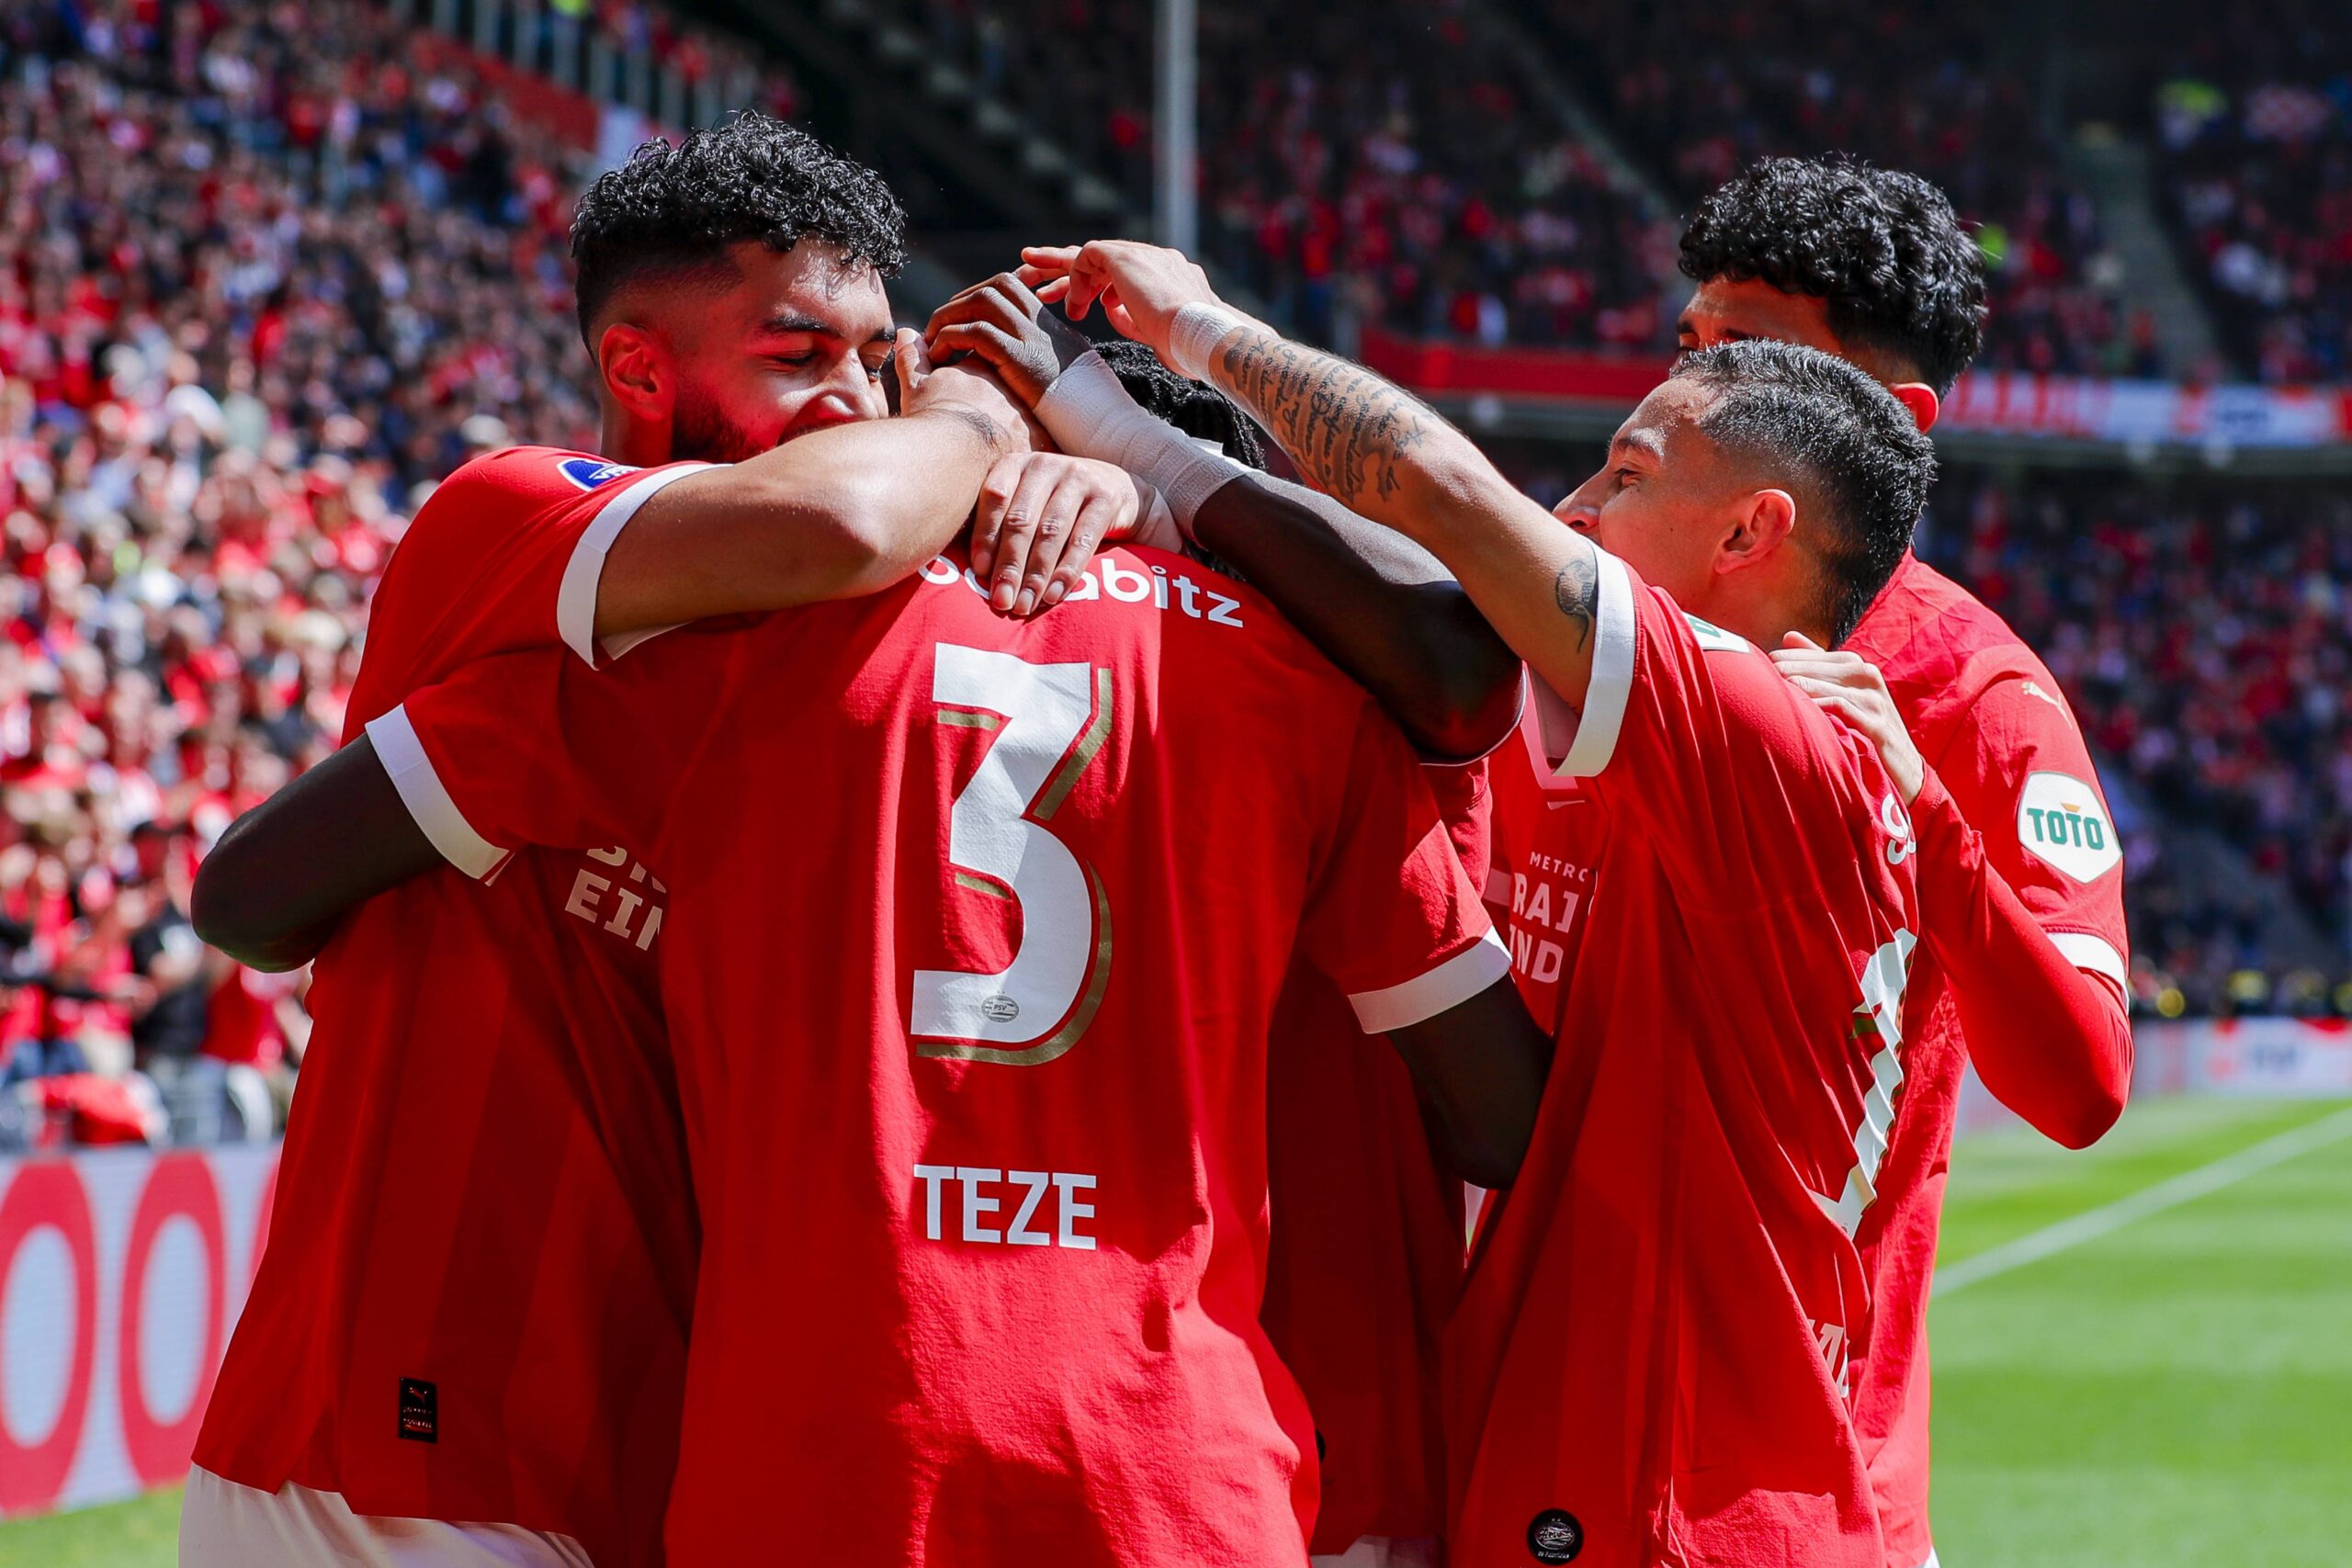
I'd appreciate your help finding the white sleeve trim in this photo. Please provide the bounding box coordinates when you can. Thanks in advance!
[1529,671,1578,769]
[599,623,683,662]
[1553,545,1636,779]
[364,705,508,881]
[2048,931,2129,994]
[1349,927,1512,1033]
[554,463,715,667]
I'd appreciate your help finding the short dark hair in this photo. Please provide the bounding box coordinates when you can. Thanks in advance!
[1679,156,1987,397]
[1670,340,1936,645]
[570,114,908,346]
[1093,339,1269,470]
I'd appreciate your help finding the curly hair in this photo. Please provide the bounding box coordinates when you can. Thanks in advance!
[1671,340,1938,644]
[1679,156,1987,396]
[1093,338,1270,470]
[570,114,908,345]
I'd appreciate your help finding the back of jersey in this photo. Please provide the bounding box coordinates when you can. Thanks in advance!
[389,544,1503,1567]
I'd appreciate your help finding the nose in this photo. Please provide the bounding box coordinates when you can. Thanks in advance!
[823,356,885,423]
[1553,486,1602,535]
[792,363,885,436]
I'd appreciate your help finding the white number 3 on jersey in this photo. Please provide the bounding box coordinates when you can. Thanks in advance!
[911,644,1114,1065]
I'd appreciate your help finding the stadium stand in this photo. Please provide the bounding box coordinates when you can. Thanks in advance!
[2144,1,2352,382]
[1523,0,2156,378]
[1923,469,2352,1016]
[0,0,594,1145]
[860,0,1679,350]
[7,0,2352,1151]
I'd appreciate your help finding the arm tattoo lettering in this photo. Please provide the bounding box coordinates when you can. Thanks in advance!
[1210,333,1437,515]
[1553,546,1597,651]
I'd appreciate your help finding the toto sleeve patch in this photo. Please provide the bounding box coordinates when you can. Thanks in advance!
[2017,770,2121,883]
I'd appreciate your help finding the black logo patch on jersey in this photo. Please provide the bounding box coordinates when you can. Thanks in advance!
[1526,1507,1583,1563]
[399,1378,438,1443]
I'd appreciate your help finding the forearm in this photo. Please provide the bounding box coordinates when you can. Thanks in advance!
[594,406,1008,637]
[1195,322,1603,710]
[1385,980,1554,1188]
[1911,768,2133,1147]
[1192,472,1521,759]
[192,737,444,972]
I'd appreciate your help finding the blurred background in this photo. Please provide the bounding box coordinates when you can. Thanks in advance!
[0,1,2346,1562]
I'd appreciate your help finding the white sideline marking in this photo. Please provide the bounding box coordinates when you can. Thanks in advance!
[1934,1103,2352,1300]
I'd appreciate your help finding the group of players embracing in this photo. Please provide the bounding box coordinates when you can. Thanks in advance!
[171,113,2133,1568]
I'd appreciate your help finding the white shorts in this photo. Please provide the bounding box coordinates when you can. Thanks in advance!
[1314,1538,1442,1568]
[180,1467,595,1568]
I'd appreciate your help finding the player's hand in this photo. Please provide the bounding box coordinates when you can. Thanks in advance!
[896,327,1039,454]
[1017,240,1226,364]
[972,452,1141,616]
[922,273,1094,408]
[1771,633,1924,804]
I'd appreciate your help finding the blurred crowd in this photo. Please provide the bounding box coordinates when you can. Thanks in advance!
[0,0,619,1148]
[1530,0,2157,379]
[2148,3,2352,382]
[1929,472,2352,1017]
[886,0,1680,351]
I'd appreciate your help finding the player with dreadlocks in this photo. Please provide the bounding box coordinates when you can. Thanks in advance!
[926,273,1522,1566]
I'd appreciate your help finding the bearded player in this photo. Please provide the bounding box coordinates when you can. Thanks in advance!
[1670,156,2133,1568]
[1030,238,1938,1564]
[184,118,1136,1565]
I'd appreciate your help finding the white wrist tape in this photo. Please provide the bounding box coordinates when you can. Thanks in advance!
[1165,301,1249,382]
[1125,481,1185,554]
[1035,352,1247,539]
[1032,352,1141,462]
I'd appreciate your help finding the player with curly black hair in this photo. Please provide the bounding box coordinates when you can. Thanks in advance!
[183,115,1159,1568]
[1675,156,2132,1568]
[1677,155,1988,422]
[570,115,910,343]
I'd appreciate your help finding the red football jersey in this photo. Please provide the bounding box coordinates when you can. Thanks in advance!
[379,545,1509,1567]
[1485,695,1600,1041]
[196,447,709,1566]
[1448,549,1921,1568]
[1838,552,2131,1568]
[1261,758,1492,1554]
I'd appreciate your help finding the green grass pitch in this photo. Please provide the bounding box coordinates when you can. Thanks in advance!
[4,1094,2346,1566]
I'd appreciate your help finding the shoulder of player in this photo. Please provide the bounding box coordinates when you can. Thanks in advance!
[1853,563,2067,736]
[1679,620,1905,802]
[414,446,662,519]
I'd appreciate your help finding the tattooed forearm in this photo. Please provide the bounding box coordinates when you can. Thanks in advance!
[1553,543,1598,651]
[1209,332,1442,519]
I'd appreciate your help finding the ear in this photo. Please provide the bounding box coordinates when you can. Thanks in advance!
[1715,488,1798,579]
[1887,382,1939,433]
[597,322,670,423]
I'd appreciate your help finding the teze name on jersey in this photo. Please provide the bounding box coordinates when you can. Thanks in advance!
[920,553,1247,627]
[913,1165,1098,1249]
